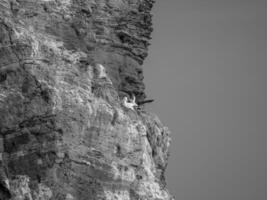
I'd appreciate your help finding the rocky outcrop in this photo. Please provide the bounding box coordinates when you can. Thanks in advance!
[0,0,173,199]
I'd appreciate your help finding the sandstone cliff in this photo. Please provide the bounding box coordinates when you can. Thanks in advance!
[0,0,173,199]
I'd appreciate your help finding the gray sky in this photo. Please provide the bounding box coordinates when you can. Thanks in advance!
[144,0,267,199]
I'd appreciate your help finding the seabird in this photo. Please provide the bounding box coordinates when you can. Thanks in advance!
[122,96,138,110]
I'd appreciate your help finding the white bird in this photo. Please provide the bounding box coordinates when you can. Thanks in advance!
[122,96,138,110]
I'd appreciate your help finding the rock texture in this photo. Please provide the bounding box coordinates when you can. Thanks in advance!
[0,0,173,199]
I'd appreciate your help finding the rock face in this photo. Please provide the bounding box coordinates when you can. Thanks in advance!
[0,0,173,199]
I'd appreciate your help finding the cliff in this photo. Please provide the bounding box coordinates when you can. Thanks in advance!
[0,0,173,199]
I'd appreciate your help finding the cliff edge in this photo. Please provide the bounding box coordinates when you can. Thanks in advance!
[0,0,173,199]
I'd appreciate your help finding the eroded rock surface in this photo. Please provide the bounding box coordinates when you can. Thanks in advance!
[0,0,173,199]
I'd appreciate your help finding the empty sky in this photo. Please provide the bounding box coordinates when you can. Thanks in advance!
[144,0,267,199]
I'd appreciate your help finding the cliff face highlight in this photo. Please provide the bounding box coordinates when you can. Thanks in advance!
[0,0,173,199]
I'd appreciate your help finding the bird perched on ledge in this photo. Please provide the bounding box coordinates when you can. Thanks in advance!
[122,96,138,110]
